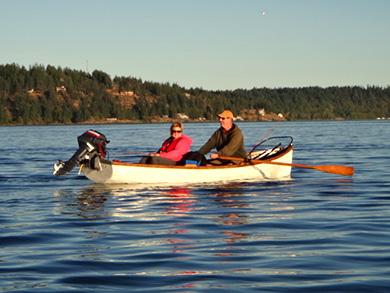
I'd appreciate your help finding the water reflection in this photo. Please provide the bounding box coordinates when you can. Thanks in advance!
[52,182,300,284]
[53,186,109,219]
[157,187,196,257]
[162,187,196,216]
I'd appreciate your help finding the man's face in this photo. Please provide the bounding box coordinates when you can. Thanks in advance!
[219,116,233,130]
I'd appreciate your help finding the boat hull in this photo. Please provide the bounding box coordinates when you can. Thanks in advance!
[82,146,293,185]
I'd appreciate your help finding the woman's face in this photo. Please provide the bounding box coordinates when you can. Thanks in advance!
[171,127,183,139]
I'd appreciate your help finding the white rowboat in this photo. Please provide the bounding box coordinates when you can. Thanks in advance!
[53,130,295,185]
[82,146,293,184]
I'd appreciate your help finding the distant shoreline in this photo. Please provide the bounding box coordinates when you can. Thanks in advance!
[0,113,290,126]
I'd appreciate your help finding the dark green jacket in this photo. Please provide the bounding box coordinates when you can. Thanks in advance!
[198,124,247,158]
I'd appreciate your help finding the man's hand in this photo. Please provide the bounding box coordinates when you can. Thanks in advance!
[210,153,219,159]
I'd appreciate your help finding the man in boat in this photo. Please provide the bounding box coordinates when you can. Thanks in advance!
[139,122,193,165]
[198,110,247,165]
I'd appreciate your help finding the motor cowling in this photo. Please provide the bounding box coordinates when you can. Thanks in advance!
[53,130,109,176]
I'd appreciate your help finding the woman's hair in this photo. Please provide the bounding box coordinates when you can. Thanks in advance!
[170,122,183,133]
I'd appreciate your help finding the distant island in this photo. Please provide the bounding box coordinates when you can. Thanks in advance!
[1,63,389,125]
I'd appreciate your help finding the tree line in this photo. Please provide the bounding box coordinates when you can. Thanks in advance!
[1,63,389,125]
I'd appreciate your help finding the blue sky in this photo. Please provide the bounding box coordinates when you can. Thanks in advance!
[1,0,389,90]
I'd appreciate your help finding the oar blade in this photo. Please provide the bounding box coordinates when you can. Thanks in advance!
[315,165,354,176]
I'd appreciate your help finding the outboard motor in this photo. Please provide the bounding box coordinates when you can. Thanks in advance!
[53,130,109,176]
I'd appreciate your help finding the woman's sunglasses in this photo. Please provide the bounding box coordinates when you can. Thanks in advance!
[171,130,182,133]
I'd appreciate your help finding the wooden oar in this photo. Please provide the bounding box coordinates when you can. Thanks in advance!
[219,156,354,176]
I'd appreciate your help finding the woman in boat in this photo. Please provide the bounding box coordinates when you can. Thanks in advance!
[139,122,193,165]
[198,110,246,165]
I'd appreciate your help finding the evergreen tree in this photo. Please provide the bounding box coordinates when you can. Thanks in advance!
[1,63,390,125]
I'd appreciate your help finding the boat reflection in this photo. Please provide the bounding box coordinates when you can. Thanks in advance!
[53,181,298,285]
[53,186,109,219]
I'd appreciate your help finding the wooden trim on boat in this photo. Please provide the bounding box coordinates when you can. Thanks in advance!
[112,144,294,169]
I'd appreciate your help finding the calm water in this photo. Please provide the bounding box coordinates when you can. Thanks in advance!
[1,121,389,292]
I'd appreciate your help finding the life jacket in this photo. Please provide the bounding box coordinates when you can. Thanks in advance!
[158,136,184,153]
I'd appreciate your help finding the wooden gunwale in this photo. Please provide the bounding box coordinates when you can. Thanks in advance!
[111,144,294,169]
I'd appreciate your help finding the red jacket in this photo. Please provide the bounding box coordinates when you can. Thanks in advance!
[158,135,193,162]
